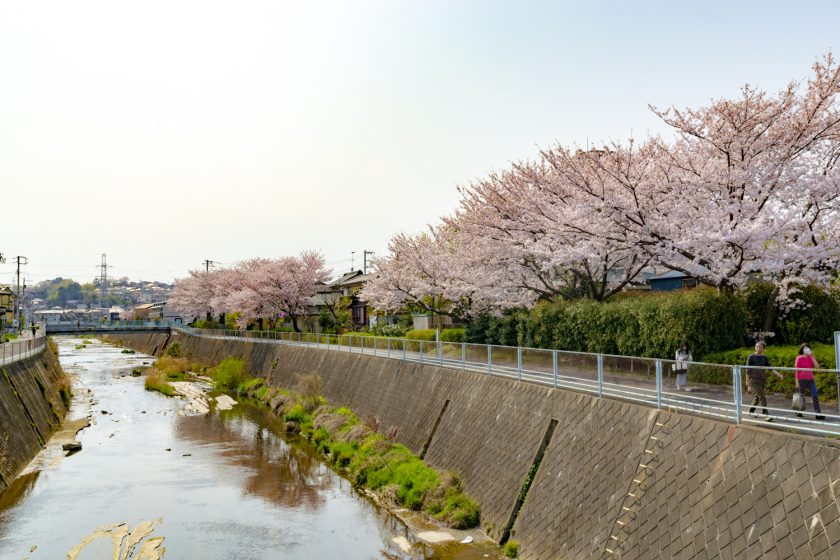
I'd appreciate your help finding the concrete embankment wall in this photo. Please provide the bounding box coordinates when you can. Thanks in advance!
[0,343,68,493]
[115,332,840,560]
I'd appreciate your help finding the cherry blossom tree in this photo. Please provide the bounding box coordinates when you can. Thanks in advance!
[170,252,331,331]
[169,269,220,321]
[361,221,535,323]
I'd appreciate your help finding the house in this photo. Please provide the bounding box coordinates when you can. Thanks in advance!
[0,286,15,328]
[327,271,374,329]
[133,302,166,320]
[648,270,699,292]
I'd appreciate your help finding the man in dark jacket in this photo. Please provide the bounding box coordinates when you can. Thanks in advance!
[746,341,783,421]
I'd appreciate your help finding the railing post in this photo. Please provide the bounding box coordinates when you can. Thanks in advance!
[835,331,840,417]
[461,343,466,370]
[387,338,391,359]
[402,339,406,362]
[420,341,424,365]
[733,366,742,424]
[517,347,522,381]
[488,346,492,376]
[597,354,604,397]
[373,337,377,356]
[655,359,663,409]
[553,350,558,388]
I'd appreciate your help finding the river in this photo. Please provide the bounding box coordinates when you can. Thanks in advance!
[0,338,497,560]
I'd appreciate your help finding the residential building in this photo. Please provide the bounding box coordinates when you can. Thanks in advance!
[0,286,15,329]
[327,270,374,329]
[133,302,166,320]
[648,270,699,292]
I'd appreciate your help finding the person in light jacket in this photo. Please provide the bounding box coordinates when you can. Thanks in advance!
[674,342,692,391]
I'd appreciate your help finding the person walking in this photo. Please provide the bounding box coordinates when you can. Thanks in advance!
[674,342,692,391]
[746,341,783,421]
[794,343,825,421]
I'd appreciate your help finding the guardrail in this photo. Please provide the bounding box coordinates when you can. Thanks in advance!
[171,326,840,438]
[0,334,47,366]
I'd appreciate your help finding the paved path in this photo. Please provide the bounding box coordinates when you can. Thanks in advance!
[180,329,840,438]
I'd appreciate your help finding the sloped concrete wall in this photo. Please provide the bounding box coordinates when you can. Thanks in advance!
[114,332,840,559]
[0,344,67,493]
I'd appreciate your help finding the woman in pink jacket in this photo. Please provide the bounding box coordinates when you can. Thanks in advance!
[795,343,825,421]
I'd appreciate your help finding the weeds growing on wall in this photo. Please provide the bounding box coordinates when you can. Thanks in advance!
[211,365,481,530]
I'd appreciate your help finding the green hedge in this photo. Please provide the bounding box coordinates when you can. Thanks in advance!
[406,329,437,341]
[700,343,838,399]
[440,328,465,343]
[466,288,747,359]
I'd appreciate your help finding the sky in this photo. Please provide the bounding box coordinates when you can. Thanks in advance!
[1,0,838,285]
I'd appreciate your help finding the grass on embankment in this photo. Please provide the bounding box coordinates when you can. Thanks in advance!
[208,357,481,529]
[143,356,204,396]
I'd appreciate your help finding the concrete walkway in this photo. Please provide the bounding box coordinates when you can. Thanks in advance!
[182,328,840,438]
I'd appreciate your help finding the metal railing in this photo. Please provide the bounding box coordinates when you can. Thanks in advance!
[44,320,178,333]
[170,325,840,437]
[0,333,47,366]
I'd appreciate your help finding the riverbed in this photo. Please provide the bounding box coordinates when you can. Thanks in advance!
[0,338,498,559]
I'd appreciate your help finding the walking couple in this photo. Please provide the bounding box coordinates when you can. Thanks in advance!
[746,341,825,422]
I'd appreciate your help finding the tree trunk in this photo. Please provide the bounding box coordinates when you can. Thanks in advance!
[761,285,780,337]
[290,314,300,333]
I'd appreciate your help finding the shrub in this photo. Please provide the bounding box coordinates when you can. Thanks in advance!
[503,540,519,558]
[371,323,410,337]
[741,282,840,345]
[164,341,182,357]
[237,377,265,398]
[468,289,747,358]
[191,319,225,330]
[406,329,437,341]
[284,403,308,423]
[144,369,174,397]
[439,328,465,343]
[210,357,247,391]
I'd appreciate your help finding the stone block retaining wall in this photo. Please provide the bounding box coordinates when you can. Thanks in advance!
[112,332,840,560]
[0,344,67,493]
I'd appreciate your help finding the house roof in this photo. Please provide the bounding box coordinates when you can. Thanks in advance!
[329,270,375,288]
[649,270,690,281]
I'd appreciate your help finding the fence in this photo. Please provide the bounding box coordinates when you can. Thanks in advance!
[170,326,840,437]
[0,334,47,366]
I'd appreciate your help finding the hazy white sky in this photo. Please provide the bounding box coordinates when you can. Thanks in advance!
[1,0,838,284]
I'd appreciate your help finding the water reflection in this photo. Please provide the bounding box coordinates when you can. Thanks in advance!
[174,404,332,511]
[0,472,39,534]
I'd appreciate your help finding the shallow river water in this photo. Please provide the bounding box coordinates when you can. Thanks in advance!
[0,338,494,560]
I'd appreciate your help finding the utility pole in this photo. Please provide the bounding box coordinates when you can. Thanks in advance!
[363,250,374,275]
[202,260,216,321]
[14,256,27,332]
[351,251,355,272]
[98,254,110,319]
